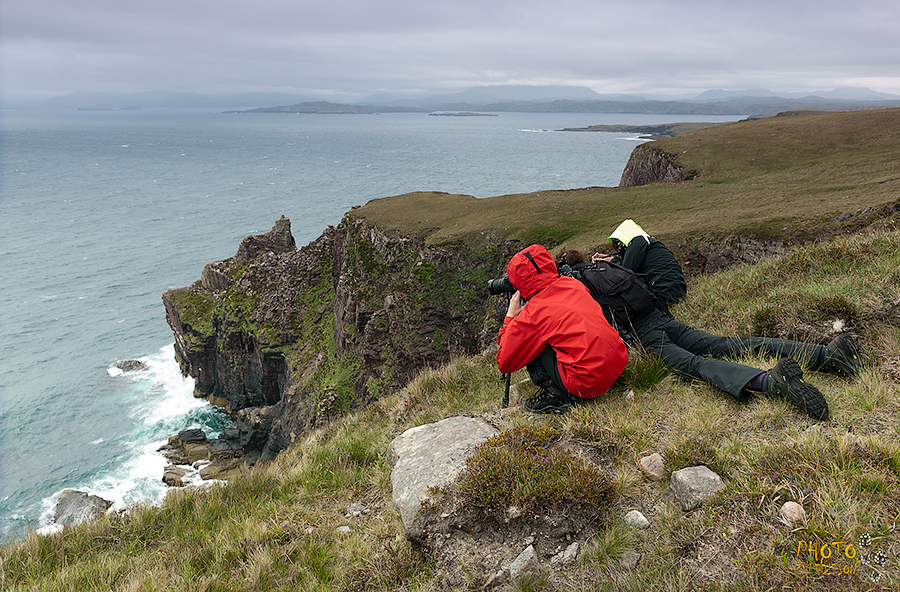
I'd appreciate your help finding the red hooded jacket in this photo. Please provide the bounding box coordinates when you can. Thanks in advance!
[496,244,628,398]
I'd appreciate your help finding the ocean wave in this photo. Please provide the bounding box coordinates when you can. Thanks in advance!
[32,345,227,534]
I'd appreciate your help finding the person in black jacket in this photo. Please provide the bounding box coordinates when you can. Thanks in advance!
[594,219,686,312]
[557,249,861,421]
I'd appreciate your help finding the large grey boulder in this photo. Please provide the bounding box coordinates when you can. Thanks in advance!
[386,416,497,527]
[53,489,112,528]
[668,465,726,511]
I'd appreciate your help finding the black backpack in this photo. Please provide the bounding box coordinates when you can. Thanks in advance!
[571,262,659,335]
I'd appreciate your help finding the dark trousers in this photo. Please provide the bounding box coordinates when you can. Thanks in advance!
[526,346,570,395]
[635,311,826,399]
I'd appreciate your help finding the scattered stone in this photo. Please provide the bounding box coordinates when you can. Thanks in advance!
[668,465,726,511]
[336,525,352,535]
[639,453,665,480]
[115,360,147,372]
[507,545,539,580]
[505,506,523,522]
[347,502,364,517]
[620,550,642,570]
[385,416,497,527]
[780,501,808,524]
[624,510,650,529]
[162,465,191,487]
[485,569,507,588]
[53,489,112,528]
[549,542,579,566]
[624,388,635,401]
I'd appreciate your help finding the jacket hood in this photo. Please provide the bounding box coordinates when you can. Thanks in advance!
[506,244,558,300]
[609,219,648,247]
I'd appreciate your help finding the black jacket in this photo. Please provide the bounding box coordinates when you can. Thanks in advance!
[613,236,686,304]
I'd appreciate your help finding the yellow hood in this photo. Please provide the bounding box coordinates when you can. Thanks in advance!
[609,219,648,247]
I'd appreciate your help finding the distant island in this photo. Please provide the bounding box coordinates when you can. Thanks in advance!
[560,122,727,138]
[427,112,497,117]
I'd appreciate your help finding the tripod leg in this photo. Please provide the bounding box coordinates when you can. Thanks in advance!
[502,372,511,408]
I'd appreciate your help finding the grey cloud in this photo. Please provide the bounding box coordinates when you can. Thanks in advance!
[2,0,899,99]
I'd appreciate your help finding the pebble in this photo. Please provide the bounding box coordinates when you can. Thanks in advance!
[624,510,650,529]
[780,501,807,524]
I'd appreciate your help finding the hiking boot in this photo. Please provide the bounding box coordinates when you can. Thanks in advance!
[819,333,861,379]
[524,387,572,414]
[767,358,829,421]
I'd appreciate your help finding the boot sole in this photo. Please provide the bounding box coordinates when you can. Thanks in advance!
[772,358,829,421]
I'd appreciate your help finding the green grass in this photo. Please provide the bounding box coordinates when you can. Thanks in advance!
[351,108,900,253]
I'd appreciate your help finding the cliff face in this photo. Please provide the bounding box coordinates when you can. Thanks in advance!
[618,145,691,187]
[163,214,512,461]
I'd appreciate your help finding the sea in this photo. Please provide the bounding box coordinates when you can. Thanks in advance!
[0,108,744,543]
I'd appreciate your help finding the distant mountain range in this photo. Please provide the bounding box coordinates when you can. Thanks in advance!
[5,85,900,115]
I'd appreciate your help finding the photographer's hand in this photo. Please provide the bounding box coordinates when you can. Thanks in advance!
[506,291,526,318]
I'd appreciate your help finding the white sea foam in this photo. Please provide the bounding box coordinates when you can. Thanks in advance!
[35,346,208,531]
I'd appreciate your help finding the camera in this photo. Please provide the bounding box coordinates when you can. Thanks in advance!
[487,275,516,295]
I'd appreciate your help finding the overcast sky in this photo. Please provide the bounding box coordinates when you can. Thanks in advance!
[2,0,899,101]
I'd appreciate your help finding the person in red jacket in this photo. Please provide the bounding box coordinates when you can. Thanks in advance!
[497,244,629,413]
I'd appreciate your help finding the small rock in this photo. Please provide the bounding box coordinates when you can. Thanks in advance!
[669,466,726,511]
[506,505,522,522]
[624,388,635,401]
[624,510,650,529]
[485,569,507,587]
[347,502,364,517]
[780,501,807,524]
[507,545,539,580]
[832,319,845,332]
[639,453,665,480]
[620,551,642,570]
[549,542,579,566]
[116,360,147,372]
[336,525,352,535]
[162,465,191,487]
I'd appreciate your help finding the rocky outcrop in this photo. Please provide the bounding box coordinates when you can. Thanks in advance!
[619,145,689,187]
[53,490,112,528]
[158,428,248,485]
[163,215,512,465]
[116,360,147,372]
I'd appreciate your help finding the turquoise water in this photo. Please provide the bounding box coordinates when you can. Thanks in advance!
[0,109,741,542]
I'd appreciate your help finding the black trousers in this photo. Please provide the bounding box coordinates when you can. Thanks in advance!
[634,310,826,399]
[526,346,570,395]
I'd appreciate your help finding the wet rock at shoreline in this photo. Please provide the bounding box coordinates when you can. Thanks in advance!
[53,489,112,528]
[116,360,148,372]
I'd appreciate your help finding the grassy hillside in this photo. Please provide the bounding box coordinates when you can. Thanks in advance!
[3,108,899,591]
[3,226,899,591]
[352,108,900,253]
